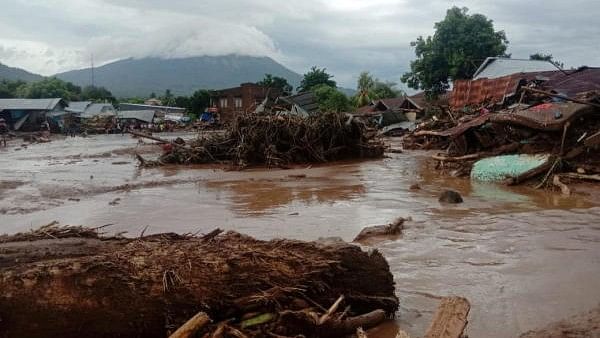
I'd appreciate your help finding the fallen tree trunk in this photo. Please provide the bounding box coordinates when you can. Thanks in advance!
[0,225,398,338]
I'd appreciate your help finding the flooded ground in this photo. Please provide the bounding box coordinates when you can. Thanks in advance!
[1,133,600,337]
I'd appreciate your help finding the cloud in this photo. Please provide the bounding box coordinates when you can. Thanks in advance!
[0,0,599,88]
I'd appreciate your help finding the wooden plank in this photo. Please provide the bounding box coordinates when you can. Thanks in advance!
[424,297,470,338]
[584,131,600,147]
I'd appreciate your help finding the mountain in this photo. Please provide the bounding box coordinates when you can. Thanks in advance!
[55,55,303,98]
[0,62,44,82]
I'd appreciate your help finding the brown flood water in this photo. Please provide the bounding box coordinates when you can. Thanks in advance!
[1,133,600,337]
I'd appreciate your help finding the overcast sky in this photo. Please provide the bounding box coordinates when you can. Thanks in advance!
[1,0,598,89]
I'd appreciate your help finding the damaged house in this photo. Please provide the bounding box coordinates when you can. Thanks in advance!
[355,95,424,127]
[210,83,281,123]
[0,98,67,131]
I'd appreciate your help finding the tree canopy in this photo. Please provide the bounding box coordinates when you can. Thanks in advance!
[15,77,82,101]
[257,74,293,96]
[312,84,351,113]
[530,53,564,68]
[401,7,508,97]
[298,66,336,92]
[81,85,116,104]
[356,72,403,107]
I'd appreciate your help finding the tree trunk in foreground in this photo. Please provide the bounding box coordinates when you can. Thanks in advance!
[0,226,398,338]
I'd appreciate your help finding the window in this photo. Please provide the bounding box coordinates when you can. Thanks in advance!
[234,97,243,109]
[219,98,228,108]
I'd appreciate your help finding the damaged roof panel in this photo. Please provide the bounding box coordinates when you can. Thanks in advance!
[472,57,558,80]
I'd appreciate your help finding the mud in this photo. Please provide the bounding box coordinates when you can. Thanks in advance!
[1,134,600,337]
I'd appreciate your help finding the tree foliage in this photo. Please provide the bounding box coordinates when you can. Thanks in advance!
[257,74,293,96]
[356,72,403,107]
[402,7,508,97]
[81,85,116,103]
[0,79,26,98]
[312,84,350,113]
[298,66,336,92]
[15,77,81,100]
[530,53,564,68]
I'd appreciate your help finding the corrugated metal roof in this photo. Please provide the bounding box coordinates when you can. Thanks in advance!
[0,98,65,110]
[279,92,319,112]
[117,110,155,123]
[451,68,600,109]
[119,103,186,113]
[473,57,558,80]
[66,101,92,113]
[80,103,116,118]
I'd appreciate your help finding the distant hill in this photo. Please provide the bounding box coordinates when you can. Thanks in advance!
[0,62,43,82]
[55,55,303,97]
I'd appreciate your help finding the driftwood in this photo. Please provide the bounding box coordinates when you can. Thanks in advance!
[169,312,211,338]
[0,224,398,338]
[432,142,519,162]
[128,130,193,151]
[145,112,384,168]
[552,175,571,196]
[559,172,600,182]
[424,297,470,338]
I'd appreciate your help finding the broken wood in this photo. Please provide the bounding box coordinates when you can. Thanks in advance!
[424,297,470,338]
[559,173,600,182]
[318,295,345,325]
[552,175,571,196]
[584,131,600,147]
[128,130,193,151]
[522,87,600,109]
[168,312,211,338]
[432,143,519,162]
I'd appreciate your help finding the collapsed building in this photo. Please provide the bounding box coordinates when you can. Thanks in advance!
[0,98,67,131]
[403,57,600,188]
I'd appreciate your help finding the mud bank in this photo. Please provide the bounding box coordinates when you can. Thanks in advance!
[0,225,397,338]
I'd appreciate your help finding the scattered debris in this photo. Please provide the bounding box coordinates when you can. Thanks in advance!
[137,112,385,168]
[409,183,421,190]
[0,224,398,338]
[403,68,600,188]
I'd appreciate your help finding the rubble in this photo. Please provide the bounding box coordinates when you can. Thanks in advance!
[403,68,600,187]
[0,224,398,338]
[137,111,385,168]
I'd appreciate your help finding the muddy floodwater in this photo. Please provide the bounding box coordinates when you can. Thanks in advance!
[2,133,600,337]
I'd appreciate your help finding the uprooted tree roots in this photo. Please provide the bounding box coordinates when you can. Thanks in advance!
[138,112,385,168]
[0,224,398,338]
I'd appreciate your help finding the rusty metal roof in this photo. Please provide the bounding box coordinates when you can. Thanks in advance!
[451,68,600,109]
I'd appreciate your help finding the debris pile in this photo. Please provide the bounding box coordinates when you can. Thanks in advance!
[403,67,600,188]
[138,111,385,168]
[0,224,398,338]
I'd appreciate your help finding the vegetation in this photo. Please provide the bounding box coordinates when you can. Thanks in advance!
[0,77,115,103]
[402,6,509,98]
[356,72,403,107]
[298,66,337,92]
[312,84,351,113]
[257,74,293,96]
[530,53,564,69]
[171,89,212,114]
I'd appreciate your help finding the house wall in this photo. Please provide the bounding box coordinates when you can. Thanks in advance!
[211,83,280,122]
